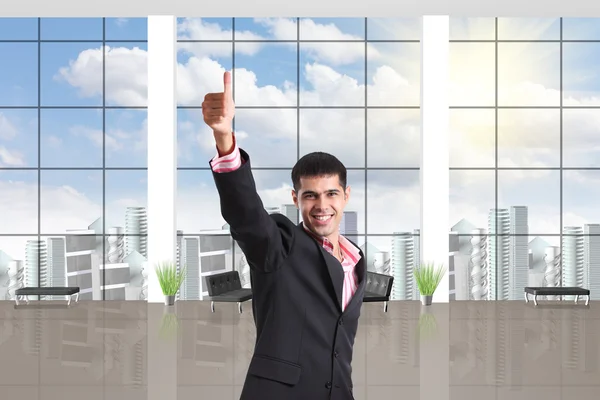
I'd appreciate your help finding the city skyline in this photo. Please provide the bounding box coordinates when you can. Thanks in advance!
[2,17,600,302]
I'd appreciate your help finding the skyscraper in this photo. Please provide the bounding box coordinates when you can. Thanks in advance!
[562,226,584,300]
[281,204,299,225]
[46,237,66,299]
[340,211,358,245]
[488,209,510,300]
[25,240,47,289]
[509,206,529,300]
[583,224,600,300]
[125,207,148,259]
[390,233,417,300]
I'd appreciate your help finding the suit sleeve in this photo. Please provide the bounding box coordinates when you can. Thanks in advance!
[210,134,294,273]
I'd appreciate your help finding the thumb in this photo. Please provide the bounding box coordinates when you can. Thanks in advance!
[223,71,232,98]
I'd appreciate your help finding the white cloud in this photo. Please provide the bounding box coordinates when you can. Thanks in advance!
[0,113,18,140]
[55,45,148,107]
[0,146,25,167]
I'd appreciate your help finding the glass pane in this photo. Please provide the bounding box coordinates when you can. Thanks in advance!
[105,17,148,41]
[497,170,560,234]
[562,17,600,40]
[299,42,365,107]
[497,18,560,41]
[367,42,420,106]
[497,109,560,168]
[498,43,560,107]
[367,109,420,168]
[367,170,419,235]
[563,43,600,107]
[105,42,148,107]
[449,109,495,168]
[299,18,365,40]
[0,170,38,234]
[234,42,297,107]
[0,17,38,40]
[449,17,495,41]
[235,108,297,168]
[177,17,233,41]
[449,43,495,107]
[563,170,600,229]
[105,109,148,168]
[0,43,38,107]
[299,108,364,168]
[40,170,103,235]
[40,108,103,168]
[0,109,38,167]
[366,18,421,41]
[40,17,103,41]
[41,42,103,107]
[450,170,495,233]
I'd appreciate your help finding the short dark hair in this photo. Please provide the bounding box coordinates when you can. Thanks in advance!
[291,152,347,192]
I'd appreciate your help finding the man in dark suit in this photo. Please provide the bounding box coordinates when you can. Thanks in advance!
[202,71,366,400]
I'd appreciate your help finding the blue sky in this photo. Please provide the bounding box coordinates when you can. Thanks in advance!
[2,17,600,259]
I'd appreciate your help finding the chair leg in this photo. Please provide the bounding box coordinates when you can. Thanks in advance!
[238,302,243,314]
[533,295,538,306]
[383,301,388,313]
[524,292,529,303]
[211,301,215,313]
[575,295,579,304]
[586,295,590,306]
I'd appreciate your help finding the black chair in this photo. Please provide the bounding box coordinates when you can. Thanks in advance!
[363,271,394,312]
[14,286,80,306]
[204,271,253,313]
[525,286,590,306]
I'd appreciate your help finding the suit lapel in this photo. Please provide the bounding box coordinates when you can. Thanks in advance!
[297,223,366,313]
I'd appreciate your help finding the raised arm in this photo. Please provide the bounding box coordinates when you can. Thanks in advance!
[202,71,294,273]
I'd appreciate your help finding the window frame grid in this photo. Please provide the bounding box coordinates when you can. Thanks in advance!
[174,17,422,278]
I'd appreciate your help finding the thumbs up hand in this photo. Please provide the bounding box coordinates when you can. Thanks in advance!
[202,71,235,137]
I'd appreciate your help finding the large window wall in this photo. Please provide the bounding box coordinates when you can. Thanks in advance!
[0,17,149,301]
[174,17,423,300]
[448,17,600,301]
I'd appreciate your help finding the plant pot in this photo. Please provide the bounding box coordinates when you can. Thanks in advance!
[164,295,175,306]
[421,294,432,306]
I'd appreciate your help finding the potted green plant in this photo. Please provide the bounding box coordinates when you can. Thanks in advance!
[155,261,186,306]
[414,262,446,306]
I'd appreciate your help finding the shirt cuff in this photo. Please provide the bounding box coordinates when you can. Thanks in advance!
[210,133,243,173]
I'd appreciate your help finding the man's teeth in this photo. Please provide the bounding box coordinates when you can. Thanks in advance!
[314,215,331,220]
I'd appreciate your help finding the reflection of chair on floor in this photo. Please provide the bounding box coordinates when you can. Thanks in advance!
[14,287,80,306]
[363,271,394,312]
[524,286,590,306]
[204,271,253,313]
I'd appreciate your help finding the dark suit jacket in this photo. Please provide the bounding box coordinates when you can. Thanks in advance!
[211,148,366,400]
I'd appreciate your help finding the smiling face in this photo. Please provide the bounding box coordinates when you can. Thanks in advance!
[291,174,351,241]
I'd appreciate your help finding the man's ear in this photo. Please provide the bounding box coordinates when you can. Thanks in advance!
[291,189,299,207]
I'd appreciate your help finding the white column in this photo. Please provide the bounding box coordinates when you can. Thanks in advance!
[147,15,177,303]
[420,15,450,303]
[420,16,450,400]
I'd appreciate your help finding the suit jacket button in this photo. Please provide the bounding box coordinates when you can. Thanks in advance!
[325,382,332,389]
[338,318,344,325]
[334,351,339,358]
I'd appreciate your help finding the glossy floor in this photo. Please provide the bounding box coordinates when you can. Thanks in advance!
[0,300,599,399]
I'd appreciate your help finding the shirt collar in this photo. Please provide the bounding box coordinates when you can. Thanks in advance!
[301,223,361,265]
